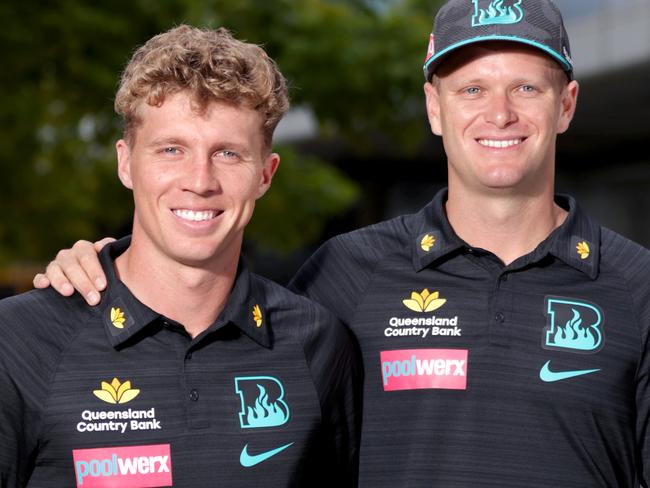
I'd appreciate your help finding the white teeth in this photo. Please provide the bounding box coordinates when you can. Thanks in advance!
[477,138,523,148]
[173,209,216,222]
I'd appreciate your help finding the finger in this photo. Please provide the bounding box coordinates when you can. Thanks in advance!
[44,262,75,297]
[33,273,51,289]
[94,237,115,253]
[46,255,101,306]
[62,240,108,291]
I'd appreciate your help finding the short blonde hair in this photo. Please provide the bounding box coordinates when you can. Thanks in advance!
[114,25,289,147]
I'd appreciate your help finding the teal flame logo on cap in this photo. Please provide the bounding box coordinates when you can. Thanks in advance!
[472,0,524,27]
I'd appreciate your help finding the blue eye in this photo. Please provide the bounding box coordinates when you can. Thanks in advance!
[163,147,180,154]
[465,86,481,95]
[215,150,241,162]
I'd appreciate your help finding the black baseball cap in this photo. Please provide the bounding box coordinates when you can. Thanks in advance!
[423,0,573,81]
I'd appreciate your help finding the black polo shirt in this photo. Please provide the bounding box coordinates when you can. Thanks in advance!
[290,188,650,487]
[0,237,360,487]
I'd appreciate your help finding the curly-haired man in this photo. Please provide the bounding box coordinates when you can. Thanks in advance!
[0,26,359,487]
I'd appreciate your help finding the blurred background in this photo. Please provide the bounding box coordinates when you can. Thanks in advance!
[1,0,649,296]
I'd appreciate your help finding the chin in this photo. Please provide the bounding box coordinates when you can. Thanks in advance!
[163,240,222,266]
[479,166,529,187]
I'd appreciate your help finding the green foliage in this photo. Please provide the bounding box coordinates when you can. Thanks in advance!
[248,147,360,253]
[0,0,441,264]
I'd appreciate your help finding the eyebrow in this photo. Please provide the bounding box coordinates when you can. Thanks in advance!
[146,137,188,148]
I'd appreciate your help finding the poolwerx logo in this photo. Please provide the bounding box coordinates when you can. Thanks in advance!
[385,289,461,340]
[73,444,172,487]
[380,349,468,391]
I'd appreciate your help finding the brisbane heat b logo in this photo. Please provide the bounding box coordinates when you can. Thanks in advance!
[235,376,290,429]
[542,297,604,353]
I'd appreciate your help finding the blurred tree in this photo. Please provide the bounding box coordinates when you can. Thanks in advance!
[0,0,440,265]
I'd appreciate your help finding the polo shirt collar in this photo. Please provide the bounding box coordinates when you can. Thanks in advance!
[545,194,601,280]
[412,188,466,272]
[411,189,600,279]
[211,257,272,348]
[98,237,160,348]
[98,237,272,349]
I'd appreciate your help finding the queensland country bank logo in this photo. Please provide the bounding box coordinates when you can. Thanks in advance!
[385,288,461,340]
[93,378,140,404]
[381,349,468,392]
[235,376,290,429]
[77,377,162,435]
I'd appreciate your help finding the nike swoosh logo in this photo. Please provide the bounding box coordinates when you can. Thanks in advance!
[240,442,294,467]
[539,360,600,382]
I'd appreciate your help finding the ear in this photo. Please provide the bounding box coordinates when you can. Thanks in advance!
[424,81,443,136]
[556,80,579,134]
[255,152,280,199]
[115,139,133,190]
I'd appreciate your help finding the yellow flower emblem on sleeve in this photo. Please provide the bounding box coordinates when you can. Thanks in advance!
[576,241,590,259]
[403,289,446,312]
[252,305,263,327]
[420,234,436,252]
[93,377,140,404]
[110,307,126,328]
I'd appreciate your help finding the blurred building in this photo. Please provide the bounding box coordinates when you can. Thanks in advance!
[554,0,650,247]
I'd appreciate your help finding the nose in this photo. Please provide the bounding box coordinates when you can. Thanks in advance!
[183,154,220,196]
[484,91,517,128]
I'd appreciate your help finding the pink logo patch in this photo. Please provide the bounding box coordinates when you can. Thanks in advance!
[425,33,435,62]
[380,349,468,391]
[73,444,172,487]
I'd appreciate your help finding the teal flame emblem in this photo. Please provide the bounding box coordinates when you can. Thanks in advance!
[543,298,604,353]
[235,376,290,429]
[472,0,524,27]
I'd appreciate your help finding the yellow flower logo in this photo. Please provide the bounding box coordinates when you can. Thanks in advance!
[93,377,140,404]
[420,234,436,252]
[403,289,446,313]
[110,307,126,329]
[252,305,263,327]
[576,241,590,259]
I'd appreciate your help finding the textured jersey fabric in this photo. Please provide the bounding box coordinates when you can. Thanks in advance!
[0,237,361,487]
[290,188,650,487]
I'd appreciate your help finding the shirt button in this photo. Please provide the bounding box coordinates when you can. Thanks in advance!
[186,352,193,360]
[495,312,505,323]
[189,389,199,401]
[500,274,508,282]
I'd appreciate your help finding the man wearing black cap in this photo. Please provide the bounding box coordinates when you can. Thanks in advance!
[34,0,650,485]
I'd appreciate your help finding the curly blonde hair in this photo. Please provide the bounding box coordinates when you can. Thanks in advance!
[114,25,289,147]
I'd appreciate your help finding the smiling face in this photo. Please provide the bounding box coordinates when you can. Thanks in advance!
[116,91,279,269]
[424,42,578,197]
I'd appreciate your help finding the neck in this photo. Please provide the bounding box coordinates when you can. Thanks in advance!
[445,186,567,265]
[115,238,240,338]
